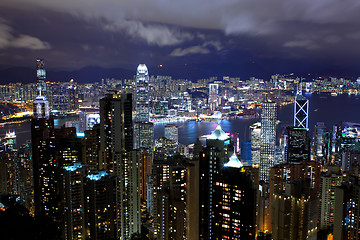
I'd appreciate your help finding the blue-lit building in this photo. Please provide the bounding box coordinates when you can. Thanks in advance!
[241,141,252,165]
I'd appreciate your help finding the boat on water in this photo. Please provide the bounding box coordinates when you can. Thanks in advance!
[331,92,338,97]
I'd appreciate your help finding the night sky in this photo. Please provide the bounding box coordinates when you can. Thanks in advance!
[1,0,360,78]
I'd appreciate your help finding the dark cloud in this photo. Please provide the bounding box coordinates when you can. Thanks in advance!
[0,20,50,50]
[0,0,359,77]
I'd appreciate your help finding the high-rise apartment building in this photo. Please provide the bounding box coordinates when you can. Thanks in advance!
[334,175,360,240]
[260,101,276,182]
[270,162,320,240]
[318,167,344,231]
[152,155,190,240]
[213,154,257,239]
[99,91,141,239]
[85,171,117,240]
[199,125,231,239]
[62,163,88,240]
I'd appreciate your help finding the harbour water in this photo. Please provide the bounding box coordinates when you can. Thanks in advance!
[2,93,360,147]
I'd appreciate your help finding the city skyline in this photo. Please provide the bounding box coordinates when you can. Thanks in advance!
[2,2,360,238]
[1,1,360,79]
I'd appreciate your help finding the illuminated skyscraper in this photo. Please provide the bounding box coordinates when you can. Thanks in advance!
[208,83,219,104]
[319,167,343,231]
[294,92,309,129]
[84,171,117,240]
[270,162,320,240]
[285,126,310,164]
[333,176,360,239]
[32,61,58,218]
[152,155,190,239]
[213,154,257,239]
[134,122,154,150]
[36,59,46,96]
[208,83,219,110]
[135,64,150,123]
[62,163,88,240]
[199,125,231,239]
[260,101,276,182]
[134,64,154,150]
[250,122,261,167]
[164,124,178,143]
[99,91,141,239]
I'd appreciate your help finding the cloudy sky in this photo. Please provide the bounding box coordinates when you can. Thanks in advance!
[0,0,360,77]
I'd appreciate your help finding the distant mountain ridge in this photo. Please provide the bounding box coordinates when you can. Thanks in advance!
[0,66,134,84]
[0,62,358,84]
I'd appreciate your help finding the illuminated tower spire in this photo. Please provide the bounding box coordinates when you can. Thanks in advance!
[135,64,150,122]
[36,59,46,96]
[33,84,50,119]
[294,85,309,129]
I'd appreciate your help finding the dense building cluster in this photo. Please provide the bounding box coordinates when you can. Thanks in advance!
[1,60,360,240]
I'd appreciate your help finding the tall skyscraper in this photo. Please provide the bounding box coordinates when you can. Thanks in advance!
[208,83,219,104]
[313,122,327,162]
[294,92,309,129]
[250,122,261,167]
[213,154,257,239]
[36,59,46,96]
[208,83,219,110]
[269,162,320,240]
[152,155,190,239]
[318,167,343,231]
[85,171,118,240]
[333,176,360,240]
[164,124,179,143]
[62,163,88,240]
[260,101,277,182]
[135,64,150,123]
[134,64,154,150]
[284,126,310,164]
[99,91,141,239]
[32,61,58,218]
[199,124,231,239]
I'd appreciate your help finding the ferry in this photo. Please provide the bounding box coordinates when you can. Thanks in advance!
[331,92,338,97]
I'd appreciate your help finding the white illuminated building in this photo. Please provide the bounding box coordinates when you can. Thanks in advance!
[260,101,276,182]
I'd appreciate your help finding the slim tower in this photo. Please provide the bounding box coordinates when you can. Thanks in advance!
[36,59,47,96]
[135,64,150,123]
[260,101,276,182]
[134,64,154,150]
[99,91,141,239]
